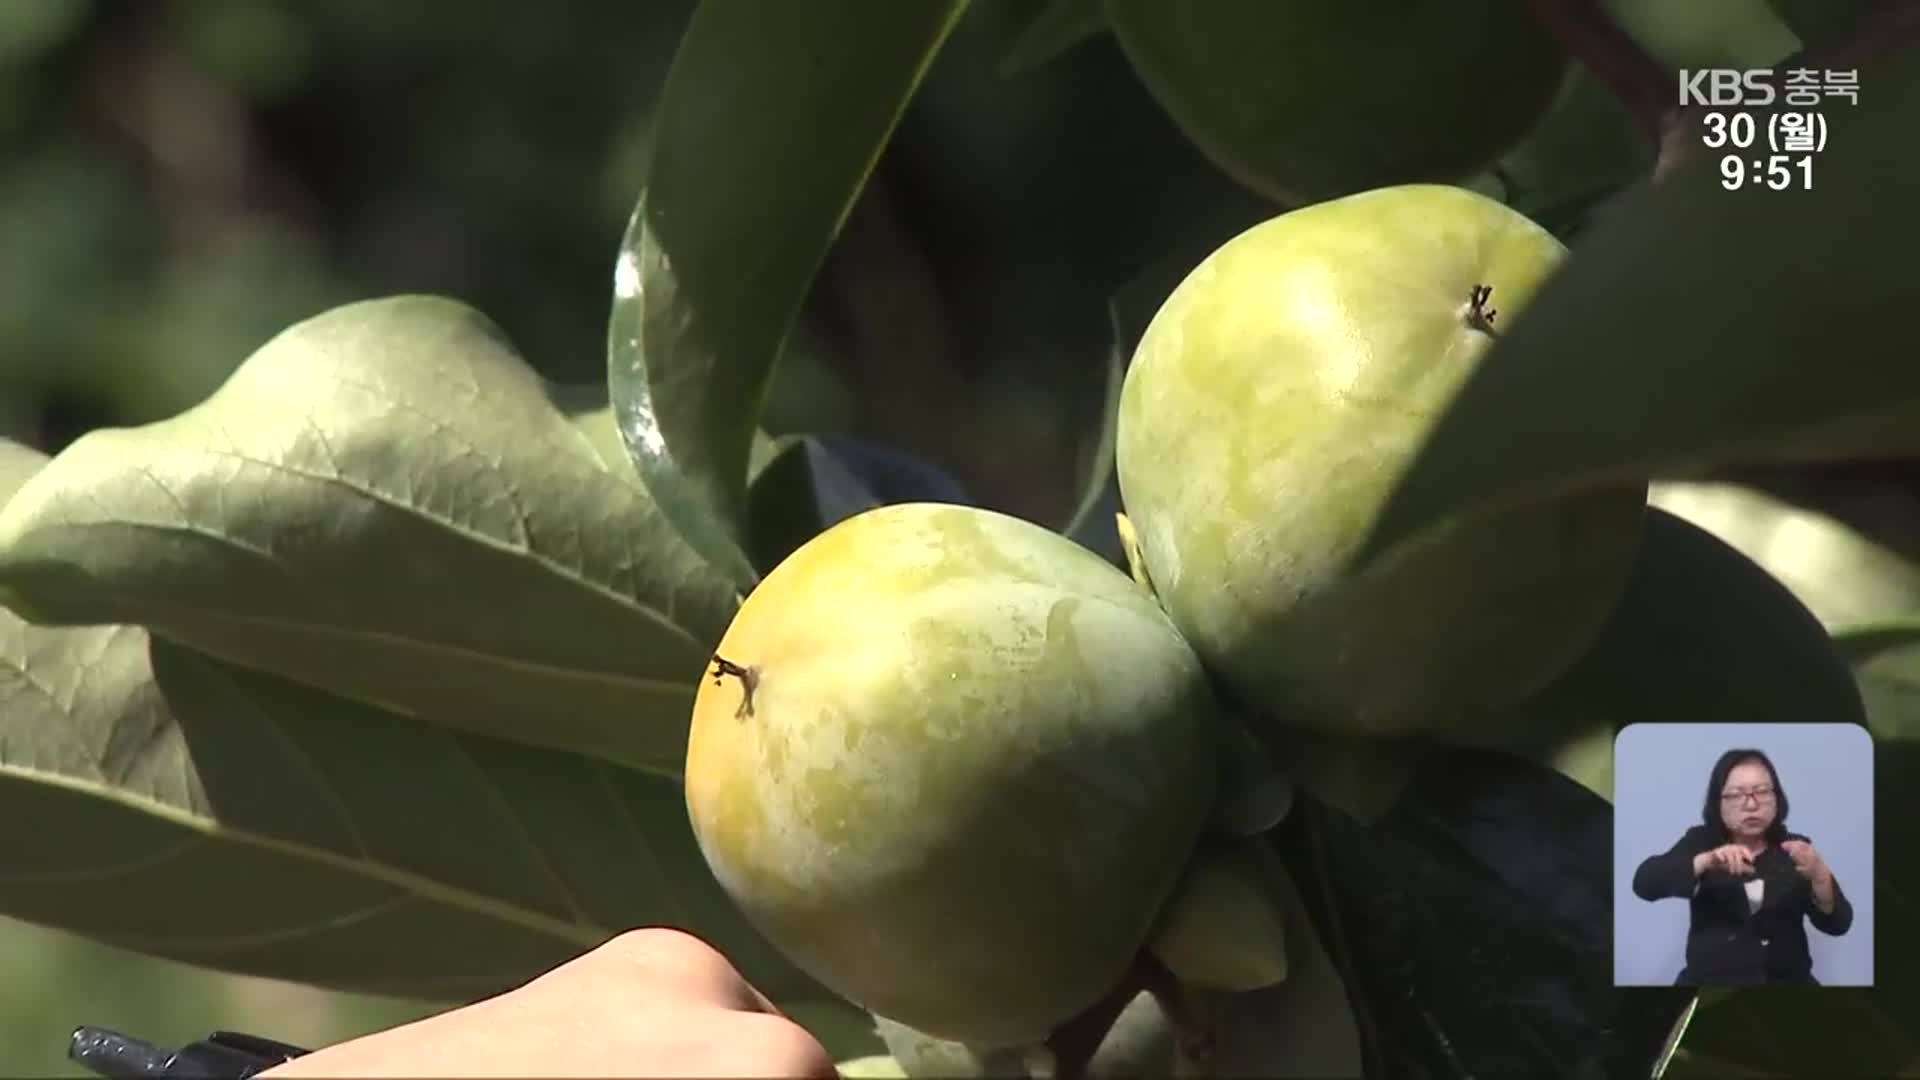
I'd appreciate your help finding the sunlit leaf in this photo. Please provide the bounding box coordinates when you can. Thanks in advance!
[1650,480,1920,627]
[0,297,736,776]
[608,0,969,590]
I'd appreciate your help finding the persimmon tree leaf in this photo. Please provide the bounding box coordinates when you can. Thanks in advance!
[608,0,969,591]
[0,296,737,776]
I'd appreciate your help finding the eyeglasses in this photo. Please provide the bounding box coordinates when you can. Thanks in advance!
[1720,786,1776,806]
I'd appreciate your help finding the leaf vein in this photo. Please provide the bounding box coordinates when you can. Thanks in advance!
[171,444,703,655]
[443,735,593,928]
[592,760,689,929]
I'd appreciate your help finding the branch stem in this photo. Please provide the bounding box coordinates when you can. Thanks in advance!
[1518,0,1673,143]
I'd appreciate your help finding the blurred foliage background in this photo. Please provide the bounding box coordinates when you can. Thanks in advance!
[0,1,698,1069]
[4,0,1919,1073]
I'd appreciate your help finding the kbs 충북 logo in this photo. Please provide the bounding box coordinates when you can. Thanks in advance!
[1677,67,1859,109]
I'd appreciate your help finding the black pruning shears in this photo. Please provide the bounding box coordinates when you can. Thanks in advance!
[68,1025,310,1080]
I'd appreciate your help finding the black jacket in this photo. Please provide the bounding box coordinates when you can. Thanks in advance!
[1631,825,1853,985]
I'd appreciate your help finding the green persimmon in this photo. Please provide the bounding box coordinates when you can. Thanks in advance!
[1115,184,1645,736]
[684,503,1219,1048]
[1105,0,1569,204]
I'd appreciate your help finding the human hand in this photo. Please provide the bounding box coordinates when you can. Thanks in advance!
[1699,843,1759,877]
[258,929,838,1079]
[1781,839,1832,886]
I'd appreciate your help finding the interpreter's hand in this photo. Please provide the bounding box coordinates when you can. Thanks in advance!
[258,929,839,1079]
[1700,843,1759,877]
[1781,839,1832,887]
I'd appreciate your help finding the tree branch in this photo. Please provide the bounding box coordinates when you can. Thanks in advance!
[1517,0,1674,144]
[1775,0,1920,71]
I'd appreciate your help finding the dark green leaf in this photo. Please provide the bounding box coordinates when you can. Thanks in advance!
[999,0,1106,76]
[1499,69,1655,232]
[1769,0,1882,50]
[0,297,738,776]
[1104,0,1568,204]
[1363,51,1920,564]
[608,0,969,590]
[1650,480,1920,628]
[1276,755,1695,1080]
[1680,622,1920,1077]
[1450,508,1867,799]
[0,621,822,1006]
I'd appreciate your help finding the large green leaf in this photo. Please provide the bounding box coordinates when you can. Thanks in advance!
[1498,68,1654,234]
[1650,480,1920,627]
[1105,0,1568,205]
[608,0,969,591]
[1363,49,1920,564]
[1450,508,1866,800]
[0,612,824,1007]
[0,296,738,776]
[1675,623,1920,1077]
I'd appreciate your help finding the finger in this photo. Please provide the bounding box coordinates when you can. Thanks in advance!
[596,928,782,1015]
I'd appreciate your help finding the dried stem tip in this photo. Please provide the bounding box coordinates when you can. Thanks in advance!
[1464,284,1501,338]
[710,656,760,719]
